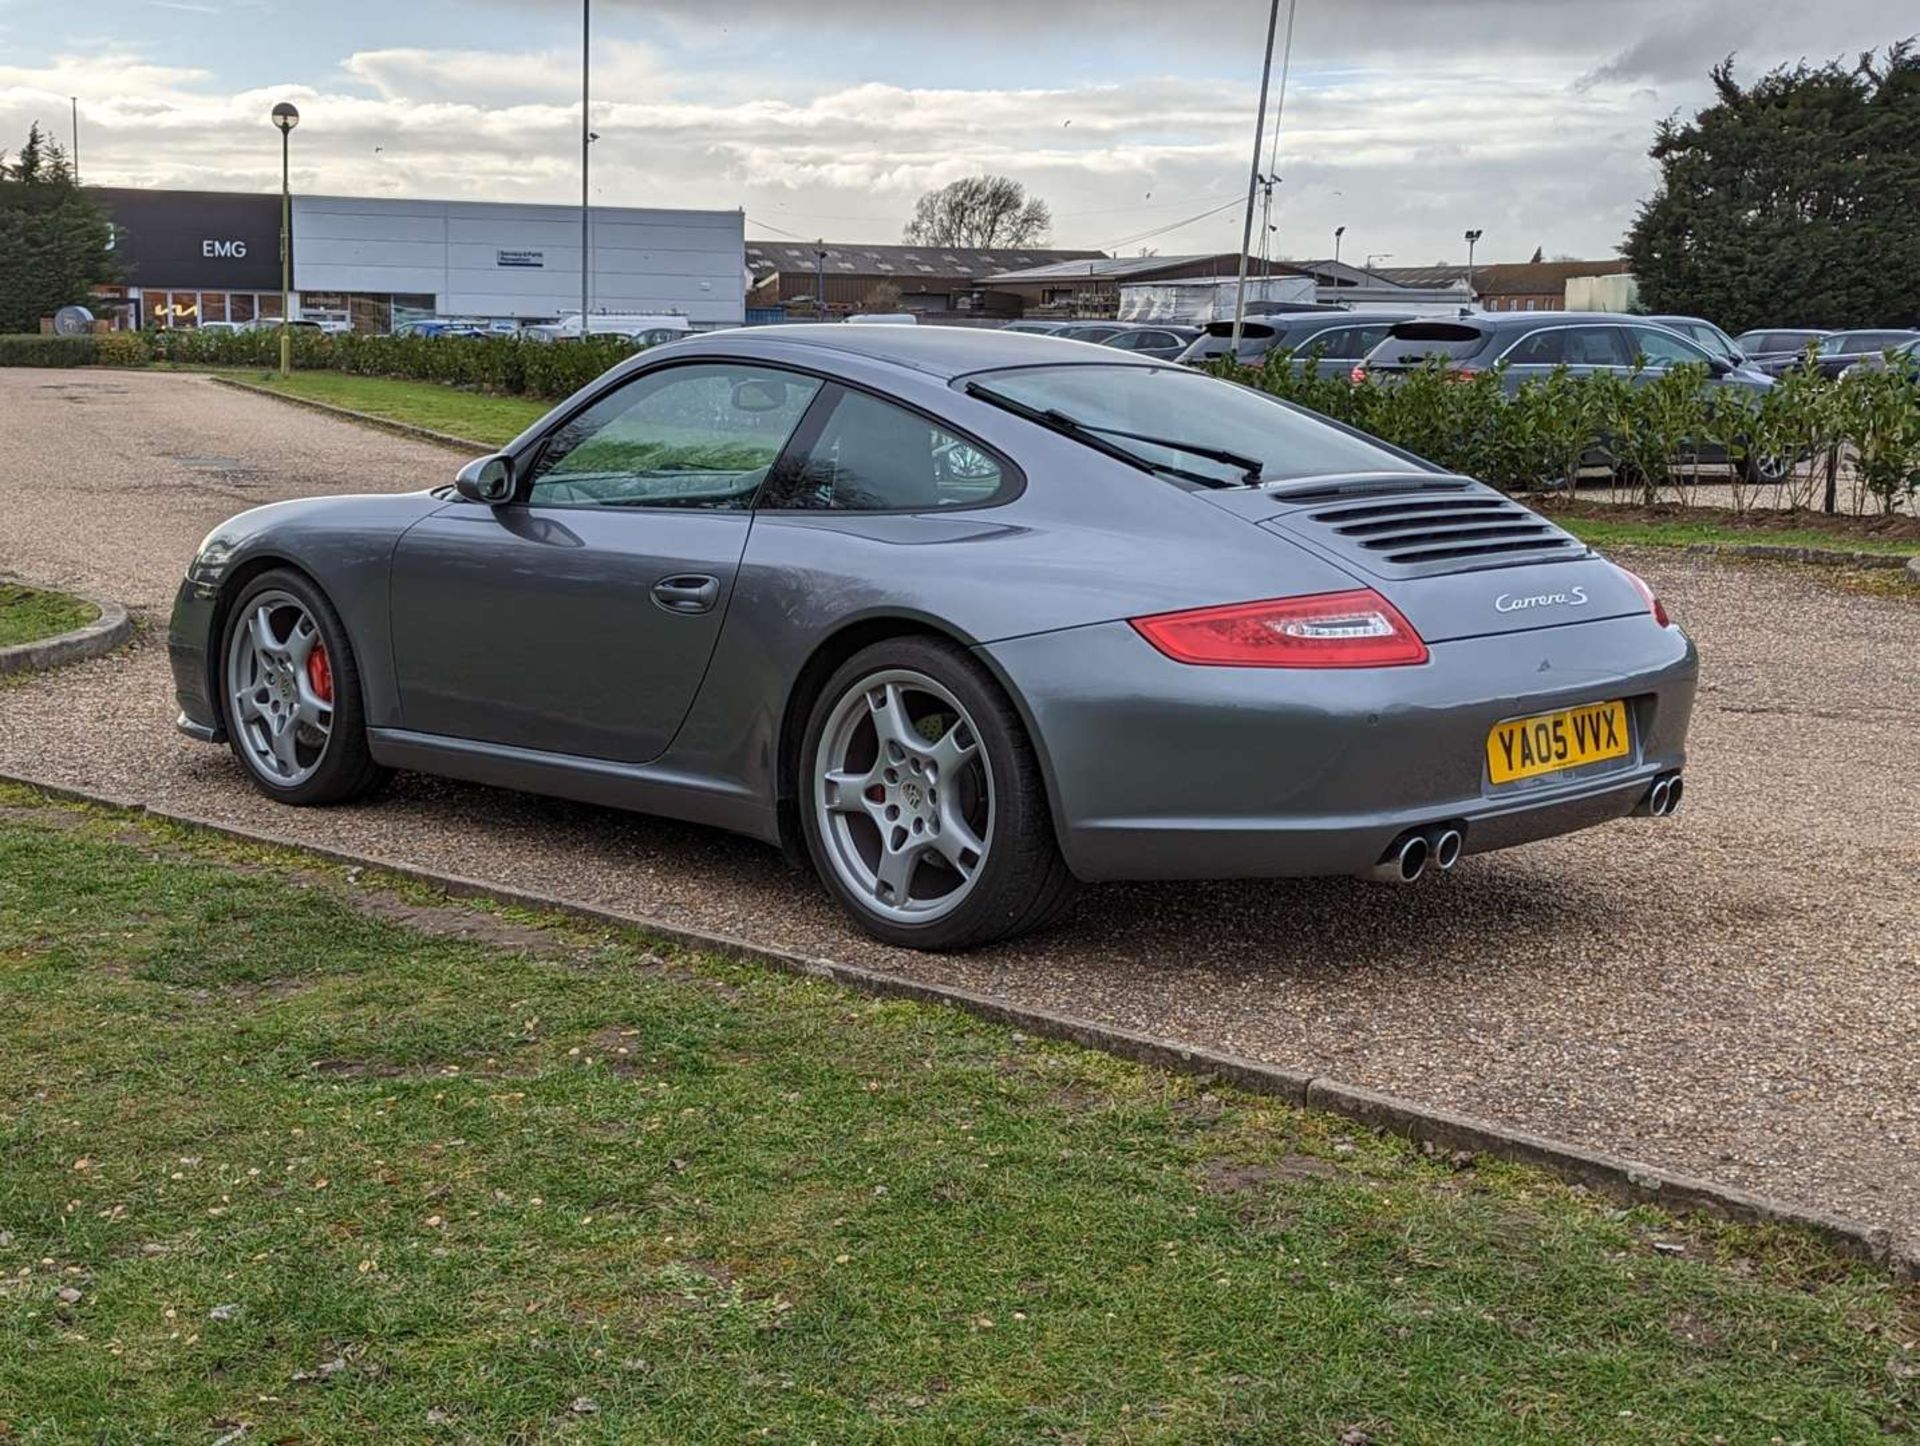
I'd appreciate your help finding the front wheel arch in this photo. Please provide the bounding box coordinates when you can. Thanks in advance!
[205,555,317,731]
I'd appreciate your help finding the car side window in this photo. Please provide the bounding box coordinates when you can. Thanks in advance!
[526,363,821,510]
[1625,326,1709,367]
[762,389,1009,512]
[1504,329,1567,365]
[1311,325,1389,361]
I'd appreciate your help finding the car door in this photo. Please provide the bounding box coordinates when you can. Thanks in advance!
[388,361,824,763]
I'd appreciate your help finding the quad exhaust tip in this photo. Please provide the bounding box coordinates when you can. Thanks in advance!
[1365,823,1465,884]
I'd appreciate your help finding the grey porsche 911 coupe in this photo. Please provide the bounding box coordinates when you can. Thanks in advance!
[170,325,1697,950]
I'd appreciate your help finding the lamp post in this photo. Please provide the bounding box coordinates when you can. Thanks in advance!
[1229,0,1283,355]
[271,103,299,377]
[1364,252,1391,281]
[580,0,590,330]
[1332,224,1345,269]
[1463,227,1483,313]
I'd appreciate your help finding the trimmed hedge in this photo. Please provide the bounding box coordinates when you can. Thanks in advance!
[1218,350,1920,513]
[132,327,645,401]
[0,334,98,366]
[2,326,649,402]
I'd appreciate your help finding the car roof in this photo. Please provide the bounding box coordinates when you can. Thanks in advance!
[659,322,1162,379]
[1411,311,1669,332]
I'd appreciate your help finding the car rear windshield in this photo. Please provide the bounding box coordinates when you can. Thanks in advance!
[962,363,1418,486]
[1366,322,1493,368]
[1181,321,1278,362]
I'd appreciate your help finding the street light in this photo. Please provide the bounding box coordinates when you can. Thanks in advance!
[1364,252,1391,279]
[1463,227,1484,313]
[1333,224,1345,269]
[271,102,299,377]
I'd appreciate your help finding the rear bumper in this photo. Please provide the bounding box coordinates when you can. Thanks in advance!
[981,613,1697,882]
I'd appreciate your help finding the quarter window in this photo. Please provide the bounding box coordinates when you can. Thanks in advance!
[527,364,821,510]
[764,389,1008,511]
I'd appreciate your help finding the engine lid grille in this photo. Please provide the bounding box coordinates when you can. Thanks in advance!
[1260,474,1584,578]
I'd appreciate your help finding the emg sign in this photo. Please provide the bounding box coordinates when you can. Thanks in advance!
[202,239,249,258]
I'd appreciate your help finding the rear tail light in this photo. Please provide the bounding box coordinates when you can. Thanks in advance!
[1131,590,1429,668]
[1620,567,1671,628]
[1349,364,1367,384]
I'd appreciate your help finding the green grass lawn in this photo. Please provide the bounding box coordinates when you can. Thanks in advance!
[1,790,1914,1442]
[1560,514,1920,557]
[0,582,97,648]
[241,371,551,447]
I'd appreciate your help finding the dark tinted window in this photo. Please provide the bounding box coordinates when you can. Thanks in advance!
[1504,326,1628,367]
[1288,324,1387,361]
[764,389,1008,511]
[1822,331,1916,355]
[1183,320,1277,361]
[1368,322,1492,367]
[965,363,1416,486]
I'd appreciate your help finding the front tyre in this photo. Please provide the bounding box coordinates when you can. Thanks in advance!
[800,637,1078,951]
[220,568,387,805]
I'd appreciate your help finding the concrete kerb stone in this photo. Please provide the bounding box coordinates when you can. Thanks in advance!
[2,768,1913,1281]
[207,375,490,455]
[0,579,135,676]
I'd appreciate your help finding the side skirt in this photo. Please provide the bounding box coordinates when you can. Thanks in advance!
[365,728,781,845]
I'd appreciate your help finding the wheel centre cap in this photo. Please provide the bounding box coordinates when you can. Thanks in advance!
[902,780,923,810]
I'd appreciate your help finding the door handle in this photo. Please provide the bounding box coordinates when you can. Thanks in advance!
[651,574,720,615]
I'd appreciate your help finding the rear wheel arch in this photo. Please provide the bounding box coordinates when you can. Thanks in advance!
[774,616,1055,863]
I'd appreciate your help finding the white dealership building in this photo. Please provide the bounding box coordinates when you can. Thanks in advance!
[90,187,747,332]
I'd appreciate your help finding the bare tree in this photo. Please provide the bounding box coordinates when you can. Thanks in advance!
[902,175,1052,249]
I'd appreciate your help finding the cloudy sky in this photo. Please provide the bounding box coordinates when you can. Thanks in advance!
[0,0,1906,264]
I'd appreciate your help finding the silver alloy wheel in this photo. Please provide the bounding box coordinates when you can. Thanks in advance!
[225,589,334,788]
[814,668,994,925]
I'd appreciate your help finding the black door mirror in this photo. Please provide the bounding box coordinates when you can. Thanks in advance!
[454,454,514,505]
[1706,356,1733,378]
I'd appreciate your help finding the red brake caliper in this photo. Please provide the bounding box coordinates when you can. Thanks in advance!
[306,642,334,704]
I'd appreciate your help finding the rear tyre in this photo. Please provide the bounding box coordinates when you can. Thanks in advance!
[220,568,387,806]
[800,636,1078,951]
[1739,450,1792,486]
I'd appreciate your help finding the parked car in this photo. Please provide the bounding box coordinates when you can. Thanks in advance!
[1178,312,1418,370]
[1000,319,1072,335]
[1358,313,1786,482]
[1096,324,1201,361]
[171,325,1695,951]
[394,320,488,340]
[1839,336,1920,380]
[1782,329,1920,379]
[523,313,695,343]
[1049,320,1130,344]
[1731,328,1832,375]
[1641,315,1770,382]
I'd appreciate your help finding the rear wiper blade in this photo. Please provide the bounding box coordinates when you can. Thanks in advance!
[964,382,1263,487]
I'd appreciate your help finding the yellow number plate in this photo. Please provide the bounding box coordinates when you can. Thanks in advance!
[1486,700,1630,785]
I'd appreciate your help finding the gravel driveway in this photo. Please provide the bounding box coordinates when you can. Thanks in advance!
[4,369,1917,1255]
